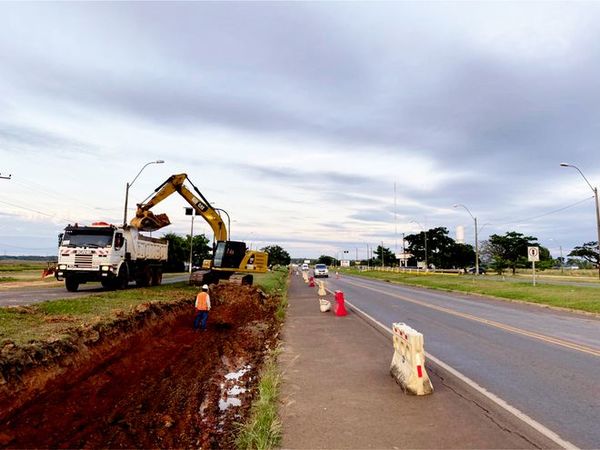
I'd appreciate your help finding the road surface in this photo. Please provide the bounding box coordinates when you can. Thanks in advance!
[0,274,190,307]
[326,274,600,449]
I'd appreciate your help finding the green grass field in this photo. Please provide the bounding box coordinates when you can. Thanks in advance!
[341,269,600,314]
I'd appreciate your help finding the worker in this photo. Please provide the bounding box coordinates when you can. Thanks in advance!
[193,284,211,331]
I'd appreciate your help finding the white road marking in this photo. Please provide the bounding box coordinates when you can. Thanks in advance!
[323,285,579,450]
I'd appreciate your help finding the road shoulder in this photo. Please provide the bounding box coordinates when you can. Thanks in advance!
[279,274,557,449]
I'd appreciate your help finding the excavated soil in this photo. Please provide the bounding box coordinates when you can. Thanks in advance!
[0,284,281,449]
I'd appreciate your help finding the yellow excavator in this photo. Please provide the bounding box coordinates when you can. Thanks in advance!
[130,173,268,285]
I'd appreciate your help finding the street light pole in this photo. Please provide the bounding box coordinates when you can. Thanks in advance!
[123,160,164,226]
[560,163,600,280]
[453,204,479,275]
[410,220,428,270]
[189,212,195,274]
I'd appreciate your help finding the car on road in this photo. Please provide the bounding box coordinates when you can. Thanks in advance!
[314,263,329,278]
[301,263,309,271]
[467,266,486,274]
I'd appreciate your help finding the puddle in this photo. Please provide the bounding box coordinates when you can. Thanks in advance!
[218,397,242,411]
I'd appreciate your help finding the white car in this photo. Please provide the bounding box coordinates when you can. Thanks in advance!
[301,263,309,271]
[314,264,329,278]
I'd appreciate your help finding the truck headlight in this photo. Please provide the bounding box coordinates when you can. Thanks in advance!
[58,264,67,270]
[101,265,111,272]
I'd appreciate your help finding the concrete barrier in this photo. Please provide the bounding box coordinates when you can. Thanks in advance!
[319,298,331,312]
[390,322,433,396]
[317,281,327,297]
[302,272,309,283]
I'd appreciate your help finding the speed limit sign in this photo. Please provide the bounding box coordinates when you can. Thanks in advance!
[528,246,539,262]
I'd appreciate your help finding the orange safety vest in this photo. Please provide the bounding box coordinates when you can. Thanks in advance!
[195,292,209,311]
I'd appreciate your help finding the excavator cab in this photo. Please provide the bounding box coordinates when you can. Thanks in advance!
[213,241,247,269]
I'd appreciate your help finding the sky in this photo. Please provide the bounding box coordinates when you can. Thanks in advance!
[1,1,600,260]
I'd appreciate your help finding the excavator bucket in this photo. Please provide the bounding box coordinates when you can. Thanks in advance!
[130,211,172,232]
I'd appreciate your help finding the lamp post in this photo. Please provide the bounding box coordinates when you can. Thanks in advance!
[185,208,196,274]
[453,204,479,275]
[123,160,164,225]
[560,162,600,279]
[410,220,428,270]
[213,208,231,240]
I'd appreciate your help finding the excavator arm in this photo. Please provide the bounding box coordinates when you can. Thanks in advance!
[131,173,268,284]
[130,173,228,242]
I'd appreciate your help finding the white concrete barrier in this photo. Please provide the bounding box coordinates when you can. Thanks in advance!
[319,299,331,312]
[390,322,433,396]
[317,281,326,297]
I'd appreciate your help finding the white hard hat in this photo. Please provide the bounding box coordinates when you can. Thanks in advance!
[202,284,209,290]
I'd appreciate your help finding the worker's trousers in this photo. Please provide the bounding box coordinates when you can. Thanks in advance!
[194,310,209,330]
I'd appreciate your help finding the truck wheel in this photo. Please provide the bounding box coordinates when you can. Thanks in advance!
[65,277,79,292]
[136,267,152,287]
[151,269,163,286]
[116,265,129,290]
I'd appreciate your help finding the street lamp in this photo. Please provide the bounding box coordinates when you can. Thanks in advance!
[213,208,231,240]
[548,238,564,275]
[123,160,164,225]
[410,220,428,270]
[560,162,600,279]
[453,204,479,275]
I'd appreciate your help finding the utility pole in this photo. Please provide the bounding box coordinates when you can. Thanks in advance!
[560,163,600,279]
[381,241,384,268]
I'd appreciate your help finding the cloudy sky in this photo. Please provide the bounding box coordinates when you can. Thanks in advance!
[1,2,599,259]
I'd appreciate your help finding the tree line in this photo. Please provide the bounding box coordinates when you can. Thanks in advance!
[162,233,292,272]
[314,228,599,274]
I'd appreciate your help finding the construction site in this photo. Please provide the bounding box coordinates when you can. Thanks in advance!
[0,282,283,448]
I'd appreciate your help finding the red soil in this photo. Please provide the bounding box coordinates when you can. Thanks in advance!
[0,284,279,449]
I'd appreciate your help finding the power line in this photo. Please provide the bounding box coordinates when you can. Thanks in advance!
[490,196,594,228]
[0,198,76,223]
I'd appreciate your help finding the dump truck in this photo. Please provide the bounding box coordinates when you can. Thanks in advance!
[130,173,268,285]
[55,221,168,292]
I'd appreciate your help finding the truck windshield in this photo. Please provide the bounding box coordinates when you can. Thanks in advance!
[62,232,113,248]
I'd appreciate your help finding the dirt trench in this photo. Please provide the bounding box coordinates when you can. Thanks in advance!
[0,284,280,449]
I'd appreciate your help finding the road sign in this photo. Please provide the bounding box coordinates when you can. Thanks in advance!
[528,246,539,262]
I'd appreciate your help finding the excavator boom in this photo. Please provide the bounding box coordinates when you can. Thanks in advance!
[130,173,227,241]
[130,173,268,284]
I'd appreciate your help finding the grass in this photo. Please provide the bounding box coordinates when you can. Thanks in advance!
[254,268,289,322]
[0,283,197,346]
[341,268,600,314]
[235,267,288,450]
[235,349,282,450]
[0,277,18,283]
[0,262,48,272]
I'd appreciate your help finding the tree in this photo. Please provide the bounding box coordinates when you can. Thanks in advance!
[162,232,211,272]
[163,232,187,272]
[482,232,550,275]
[404,227,475,269]
[568,241,599,268]
[317,255,337,266]
[261,245,291,266]
[188,234,211,268]
[373,245,395,266]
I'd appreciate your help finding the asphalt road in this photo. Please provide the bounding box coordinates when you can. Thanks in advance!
[0,274,190,307]
[326,274,600,449]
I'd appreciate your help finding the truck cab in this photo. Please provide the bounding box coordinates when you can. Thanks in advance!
[56,222,167,292]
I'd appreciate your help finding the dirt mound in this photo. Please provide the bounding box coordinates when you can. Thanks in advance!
[0,283,282,448]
